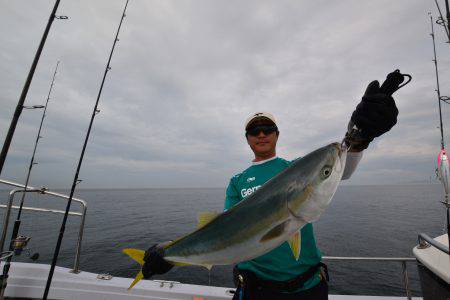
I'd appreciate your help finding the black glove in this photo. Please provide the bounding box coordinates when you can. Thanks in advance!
[141,244,174,279]
[345,80,399,151]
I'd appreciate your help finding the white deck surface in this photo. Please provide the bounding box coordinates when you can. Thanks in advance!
[413,233,450,284]
[1,262,421,299]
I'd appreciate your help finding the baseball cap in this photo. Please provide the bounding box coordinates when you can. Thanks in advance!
[245,112,277,130]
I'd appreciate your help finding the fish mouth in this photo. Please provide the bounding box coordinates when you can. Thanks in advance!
[330,142,343,157]
[330,142,346,173]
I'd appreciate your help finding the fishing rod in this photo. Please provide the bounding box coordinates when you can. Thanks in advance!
[430,13,446,150]
[42,1,130,298]
[0,61,60,300]
[0,0,66,177]
[17,60,60,220]
[434,0,450,42]
[429,13,450,260]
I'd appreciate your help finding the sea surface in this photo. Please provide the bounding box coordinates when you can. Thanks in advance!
[0,184,447,297]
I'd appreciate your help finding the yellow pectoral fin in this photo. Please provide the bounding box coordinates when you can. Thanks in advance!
[197,211,220,229]
[123,248,145,265]
[288,231,301,260]
[128,270,144,290]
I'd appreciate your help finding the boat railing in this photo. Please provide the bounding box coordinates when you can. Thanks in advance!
[322,256,416,300]
[417,232,449,254]
[0,178,87,273]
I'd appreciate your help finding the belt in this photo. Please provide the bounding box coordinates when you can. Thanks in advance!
[233,262,328,293]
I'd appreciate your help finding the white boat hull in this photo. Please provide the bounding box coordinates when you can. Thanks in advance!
[0,262,421,300]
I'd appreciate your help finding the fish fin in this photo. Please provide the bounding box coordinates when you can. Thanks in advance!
[197,211,220,229]
[122,248,145,265]
[128,270,144,290]
[288,231,301,260]
[260,221,288,242]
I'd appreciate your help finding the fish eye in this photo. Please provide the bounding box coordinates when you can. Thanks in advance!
[320,165,332,179]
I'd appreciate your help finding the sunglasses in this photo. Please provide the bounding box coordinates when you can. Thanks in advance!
[246,125,278,137]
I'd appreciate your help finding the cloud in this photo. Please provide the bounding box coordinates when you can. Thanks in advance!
[0,0,447,188]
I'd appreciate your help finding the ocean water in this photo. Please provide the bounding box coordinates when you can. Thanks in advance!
[0,184,447,297]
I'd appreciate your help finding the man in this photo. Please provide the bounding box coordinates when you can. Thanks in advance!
[225,112,361,300]
[140,78,400,299]
[223,78,399,299]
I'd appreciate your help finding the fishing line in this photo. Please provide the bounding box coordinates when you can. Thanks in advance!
[0,0,66,177]
[42,1,130,299]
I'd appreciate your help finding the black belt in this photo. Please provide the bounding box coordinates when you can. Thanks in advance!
[233,262,328,294]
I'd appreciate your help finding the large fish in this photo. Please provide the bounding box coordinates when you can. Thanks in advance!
[123,142,347,288]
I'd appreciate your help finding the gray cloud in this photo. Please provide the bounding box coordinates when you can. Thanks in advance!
[1,0,449,188]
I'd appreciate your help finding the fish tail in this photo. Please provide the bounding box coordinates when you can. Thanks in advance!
[122,248,145,289]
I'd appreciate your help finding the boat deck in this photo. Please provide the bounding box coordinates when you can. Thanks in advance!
[1,262,421,300]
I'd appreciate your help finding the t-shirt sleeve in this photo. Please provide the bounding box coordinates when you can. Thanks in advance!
[342,151,363,180]
[224,177,240,211]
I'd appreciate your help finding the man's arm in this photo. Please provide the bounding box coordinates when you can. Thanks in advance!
[342,71,406,179]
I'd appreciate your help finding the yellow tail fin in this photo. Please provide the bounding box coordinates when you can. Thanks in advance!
[129,271,144,289]
[122,248,145,289]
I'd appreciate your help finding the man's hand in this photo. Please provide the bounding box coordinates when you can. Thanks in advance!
[141,244,174,279]
[345,80,399,152]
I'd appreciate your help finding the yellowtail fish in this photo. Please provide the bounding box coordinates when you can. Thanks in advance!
[123,142,347,288]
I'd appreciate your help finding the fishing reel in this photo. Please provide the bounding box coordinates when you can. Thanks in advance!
[11,235,39,261]
[12,235,30,255]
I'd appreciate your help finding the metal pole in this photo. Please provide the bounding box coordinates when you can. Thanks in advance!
[71,204,87,274]
[0,189,42,300]
[18,61,60,220]
[42,1,129,298]
[0,191,21,253]
[401,261,412,300]
[0,0,61,177]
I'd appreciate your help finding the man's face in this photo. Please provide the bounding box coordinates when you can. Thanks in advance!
[246,119,279,158]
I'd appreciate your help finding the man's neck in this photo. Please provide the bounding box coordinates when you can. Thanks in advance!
[253,153,276,163]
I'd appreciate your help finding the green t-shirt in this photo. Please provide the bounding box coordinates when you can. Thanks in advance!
[224,157,322,291]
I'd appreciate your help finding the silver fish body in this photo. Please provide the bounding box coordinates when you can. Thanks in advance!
[162,142,347,266]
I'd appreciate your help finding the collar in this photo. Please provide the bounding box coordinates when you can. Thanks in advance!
[252,156,278,166]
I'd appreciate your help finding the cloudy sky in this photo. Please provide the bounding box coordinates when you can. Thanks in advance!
[0,0,449,189]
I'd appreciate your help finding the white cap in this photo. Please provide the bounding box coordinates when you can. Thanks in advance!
[244,112,277,130]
